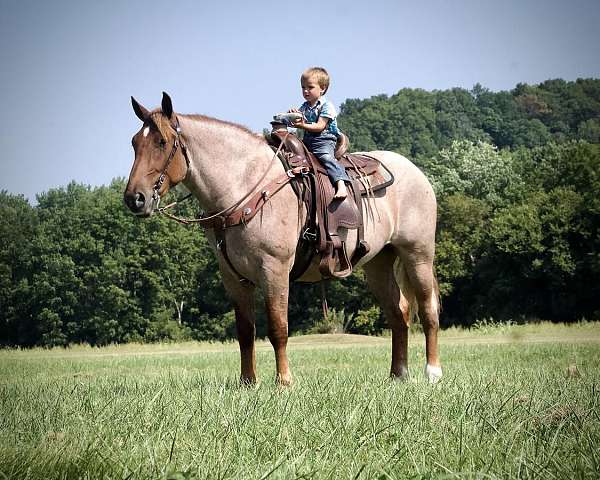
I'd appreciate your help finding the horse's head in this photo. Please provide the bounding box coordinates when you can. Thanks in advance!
[124,92,189,216]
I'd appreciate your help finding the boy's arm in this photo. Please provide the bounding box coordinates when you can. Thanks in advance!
[293,99,336,132]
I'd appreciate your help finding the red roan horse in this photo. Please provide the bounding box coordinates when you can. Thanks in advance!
[124,92,442,385]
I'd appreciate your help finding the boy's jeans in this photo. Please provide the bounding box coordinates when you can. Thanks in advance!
[303,133,351,184]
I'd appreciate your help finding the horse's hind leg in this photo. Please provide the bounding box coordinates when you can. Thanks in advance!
[403,253,442,383]
[363,247,410,379]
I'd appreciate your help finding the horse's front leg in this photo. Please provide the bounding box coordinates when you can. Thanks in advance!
[220,263,258,385]
[235,299,257,385]
[265,288,292,386]
[260,259,293,386]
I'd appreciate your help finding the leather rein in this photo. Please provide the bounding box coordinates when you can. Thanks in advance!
[153,120,306,231]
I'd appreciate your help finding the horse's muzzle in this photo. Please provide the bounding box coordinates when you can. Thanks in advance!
[124,191,151,216]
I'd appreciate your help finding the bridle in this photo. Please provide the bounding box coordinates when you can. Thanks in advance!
[151,115,190,208]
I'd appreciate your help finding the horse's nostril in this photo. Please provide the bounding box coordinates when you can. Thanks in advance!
[124,191,145,212]
[134,192,145,209]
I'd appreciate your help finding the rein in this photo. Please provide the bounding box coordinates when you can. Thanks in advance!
[154,130,298,228]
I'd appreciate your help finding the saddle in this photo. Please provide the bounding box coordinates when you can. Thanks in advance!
[268,125,394,279]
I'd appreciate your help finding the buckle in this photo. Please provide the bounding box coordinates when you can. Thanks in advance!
[287,166,309,177]
[302,228,317,242]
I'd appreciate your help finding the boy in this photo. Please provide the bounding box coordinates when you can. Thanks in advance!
[289,67,350,199]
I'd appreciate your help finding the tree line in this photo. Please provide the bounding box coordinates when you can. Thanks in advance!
[1,78,599,346]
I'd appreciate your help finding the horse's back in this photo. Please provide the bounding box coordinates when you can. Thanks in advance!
[360,150,435,201]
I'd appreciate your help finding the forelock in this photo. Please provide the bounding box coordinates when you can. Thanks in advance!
[149,110,173,139]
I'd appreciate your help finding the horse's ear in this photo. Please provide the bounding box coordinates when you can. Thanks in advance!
[161,92,174,119]
[131,96,150,122]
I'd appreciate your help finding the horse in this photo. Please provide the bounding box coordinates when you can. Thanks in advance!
[124,92,442,385]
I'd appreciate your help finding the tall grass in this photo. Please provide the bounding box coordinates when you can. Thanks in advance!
[0,323,598,479]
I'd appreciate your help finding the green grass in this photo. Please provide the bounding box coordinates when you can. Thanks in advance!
[1,322,599,479]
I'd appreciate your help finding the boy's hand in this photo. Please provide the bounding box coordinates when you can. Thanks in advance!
[291,117,305,129]
[287,108,305,129]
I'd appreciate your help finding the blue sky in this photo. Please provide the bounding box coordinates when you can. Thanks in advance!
[1,0,599,202]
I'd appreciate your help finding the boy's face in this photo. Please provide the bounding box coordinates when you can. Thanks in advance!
[301,77,325,105]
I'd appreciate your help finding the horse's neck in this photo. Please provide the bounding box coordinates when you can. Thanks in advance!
[179,115,275,212]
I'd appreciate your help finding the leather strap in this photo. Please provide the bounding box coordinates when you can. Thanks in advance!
[201,165,308,284]
[196,166,308,229]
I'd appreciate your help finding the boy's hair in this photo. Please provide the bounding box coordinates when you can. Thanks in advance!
[301,67,330,94]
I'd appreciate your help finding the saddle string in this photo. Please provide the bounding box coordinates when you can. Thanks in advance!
[345,156,370,221]
[362,158,381,222]
[345,156,380,223]
[358,152,396,223]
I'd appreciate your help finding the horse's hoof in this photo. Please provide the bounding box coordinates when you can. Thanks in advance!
[425,364,443,384]
[240,376,258,387]
[390,366,410,381]
[276,374,293,387]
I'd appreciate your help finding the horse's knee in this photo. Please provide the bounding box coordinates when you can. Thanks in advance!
[265,295,289,342]
[268,331,288,350]
[267,320,288,348]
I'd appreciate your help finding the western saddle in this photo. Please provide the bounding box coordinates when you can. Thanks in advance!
[267,122,394,280]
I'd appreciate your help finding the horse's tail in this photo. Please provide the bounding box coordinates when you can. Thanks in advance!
[393,259,418,326]
[393,259,441,327]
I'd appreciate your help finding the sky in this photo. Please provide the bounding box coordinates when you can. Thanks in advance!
[1,0,599,202]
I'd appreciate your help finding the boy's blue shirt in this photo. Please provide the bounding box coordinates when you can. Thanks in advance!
[299,97,341,137]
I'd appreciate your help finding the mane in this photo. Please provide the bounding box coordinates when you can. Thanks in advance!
[183,113,266,144]
[147,110,265,146]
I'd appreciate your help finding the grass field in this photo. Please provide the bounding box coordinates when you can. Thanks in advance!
[1,322,599,479]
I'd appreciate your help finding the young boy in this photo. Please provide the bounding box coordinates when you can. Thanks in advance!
[289,67,350,199]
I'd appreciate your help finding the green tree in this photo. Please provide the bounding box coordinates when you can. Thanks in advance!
[425,140,523,206]
[0,192,38,345]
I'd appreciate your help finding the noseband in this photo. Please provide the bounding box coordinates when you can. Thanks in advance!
[152,116,190,208]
